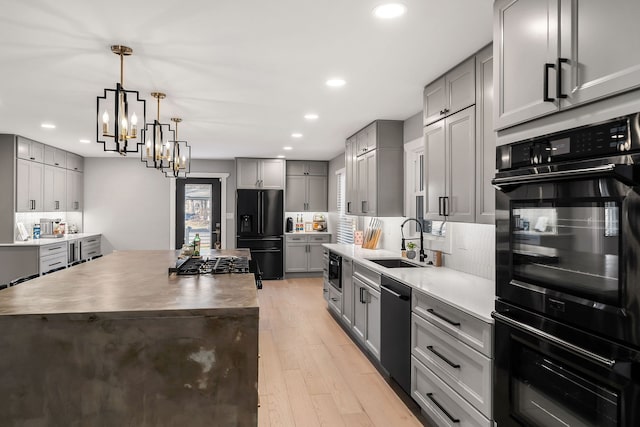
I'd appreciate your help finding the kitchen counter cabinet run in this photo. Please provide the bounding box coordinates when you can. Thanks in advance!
[0,250,259,426]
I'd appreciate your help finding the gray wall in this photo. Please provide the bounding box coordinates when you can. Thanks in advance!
[84,158,171,254]
[84,157,237,254]
[403,111,423,143]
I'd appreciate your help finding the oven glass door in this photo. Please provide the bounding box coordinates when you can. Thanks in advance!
[494,313,624,427]
[511,199,620,305]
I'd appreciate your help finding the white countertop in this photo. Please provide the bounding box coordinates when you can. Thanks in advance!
[0,233,102,247]
[323,243,495,323]
[285,231,331,235]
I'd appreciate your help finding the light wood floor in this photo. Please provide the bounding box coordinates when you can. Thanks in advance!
[258,277,428,427]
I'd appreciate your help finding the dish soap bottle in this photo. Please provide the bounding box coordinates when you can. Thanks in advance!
[193,233,201,256]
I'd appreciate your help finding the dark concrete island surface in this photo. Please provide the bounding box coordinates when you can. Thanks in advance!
[0,250,259,426]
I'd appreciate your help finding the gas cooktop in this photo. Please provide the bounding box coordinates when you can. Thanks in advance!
[169,256,251,275]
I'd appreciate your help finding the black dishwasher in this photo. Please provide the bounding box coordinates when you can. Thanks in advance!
[380,275,412,395]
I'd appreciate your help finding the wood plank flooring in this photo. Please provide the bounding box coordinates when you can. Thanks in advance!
[258,277,428,427]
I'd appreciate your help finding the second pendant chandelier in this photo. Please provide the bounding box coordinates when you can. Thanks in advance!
[141,92,175,171]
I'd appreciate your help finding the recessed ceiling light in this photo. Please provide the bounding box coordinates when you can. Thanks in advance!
[41,123,56,129]
[373,3,407,19]
[283,146,293,150]
[304,113,319,120]
[325,78,346,87]
[277,155,286,158]
[291,133,303,138]
[79,139,90,144]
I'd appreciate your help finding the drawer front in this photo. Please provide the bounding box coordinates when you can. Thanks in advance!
[412,313,492,417]
[411,356,491,427]
[308,234,331,243]
[413,291,492,357]
[328,286,342,315]
[353,262,380,290]
[40,252,67,274]
[80,237,101,259]
[286,234,308,242]
[40,243,68,259]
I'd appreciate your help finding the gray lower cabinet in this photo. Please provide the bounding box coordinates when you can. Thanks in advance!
[285,234,331,273]
[351,262,381,360]
[341,257,354,326]
[79,235,101,260]
[39,242,68,275]
[328,285,342,315]
[16,159,44,212]
[411,289,493,426]
[424,106,476,223]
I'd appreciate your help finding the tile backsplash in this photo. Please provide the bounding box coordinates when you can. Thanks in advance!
[15,211,83,238]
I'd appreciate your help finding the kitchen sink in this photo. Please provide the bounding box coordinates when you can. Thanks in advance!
[366,258,425,268]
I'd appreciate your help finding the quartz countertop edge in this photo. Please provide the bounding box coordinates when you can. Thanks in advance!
[0,232,102,247]
[0,250,259,316]
[285,231,331,235]
[323,243,495,323]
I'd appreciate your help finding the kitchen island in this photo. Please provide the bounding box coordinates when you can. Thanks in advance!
[0,250,259,426]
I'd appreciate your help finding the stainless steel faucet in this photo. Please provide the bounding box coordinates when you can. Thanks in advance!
[401,218,425,262]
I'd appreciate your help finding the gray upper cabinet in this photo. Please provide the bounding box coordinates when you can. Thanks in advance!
[66,170,83,212]
[66,152,84,172]
[285,161,328,212]
[43,165,67,212]
[559,0,640,109]
[344,137,356,215]
[424,107,476,223]
[493,0,560,130]
[16,159,44,212]
[16,137,44,163]
[44,146,66,168]
[236,158,285,189]
[345,120,404,217]
[475,45,496,225]
[494,0,640,131]
[423,57,475,126]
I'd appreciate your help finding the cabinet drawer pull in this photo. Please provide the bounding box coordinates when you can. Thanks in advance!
[330,297,338,302]
[543,62,556,102]
[323,289,328,293]
[427,346,460,369]
[50,261,63,267]
[49,246,62,251]
[426,308,461,326]
[426,393,459,423]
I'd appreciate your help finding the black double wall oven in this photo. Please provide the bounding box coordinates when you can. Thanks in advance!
[493,113,640,427]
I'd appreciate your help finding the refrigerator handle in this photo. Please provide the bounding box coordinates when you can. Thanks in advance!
[260,192,265,234]
[256,192,262,235]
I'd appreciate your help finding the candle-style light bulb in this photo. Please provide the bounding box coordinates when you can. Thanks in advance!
[165,141,171,159]
[145,139,151,158]
[131,112,138,138]
[181,155,187,169]
[155,143,160,161]
[102,111,109,134]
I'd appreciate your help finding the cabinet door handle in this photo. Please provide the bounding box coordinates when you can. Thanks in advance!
[443,196,449,217]
[556,57,569,99]
[427,346,461,369]
[359,287,365,303]
[426,308,461,326]
[543,63,556,102]
[438,197,443,216]
[330,297,338,302]
[426,393,460,423]
[361,200,368,213]
[347,201,351,213]
[30,157,35,160]
[439,108,449,115]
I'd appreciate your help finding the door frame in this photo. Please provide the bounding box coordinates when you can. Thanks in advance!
[169,173,229,250]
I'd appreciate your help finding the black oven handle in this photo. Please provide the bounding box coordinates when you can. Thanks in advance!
[492,312,616,368]
[492,164,630,190]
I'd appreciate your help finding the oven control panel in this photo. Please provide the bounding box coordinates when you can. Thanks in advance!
[498,114,639,170]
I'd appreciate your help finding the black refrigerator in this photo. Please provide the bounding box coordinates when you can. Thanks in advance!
[236,189,284,280]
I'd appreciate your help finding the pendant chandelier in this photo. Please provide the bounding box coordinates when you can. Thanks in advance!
[96,45,146,155]
[141,92,175,170]
[164,117,191,178]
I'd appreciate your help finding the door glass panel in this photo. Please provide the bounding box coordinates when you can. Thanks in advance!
[512,345,618,427]
[184,184,212,250]
[511,200,620,304]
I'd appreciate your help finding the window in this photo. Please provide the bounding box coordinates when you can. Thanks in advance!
[336,170,354,244]
[404,139,426,236]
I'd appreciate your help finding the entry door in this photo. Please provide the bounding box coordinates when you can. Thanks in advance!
[176,178,222,250]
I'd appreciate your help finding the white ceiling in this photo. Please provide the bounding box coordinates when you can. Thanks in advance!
[0,0,493,161]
